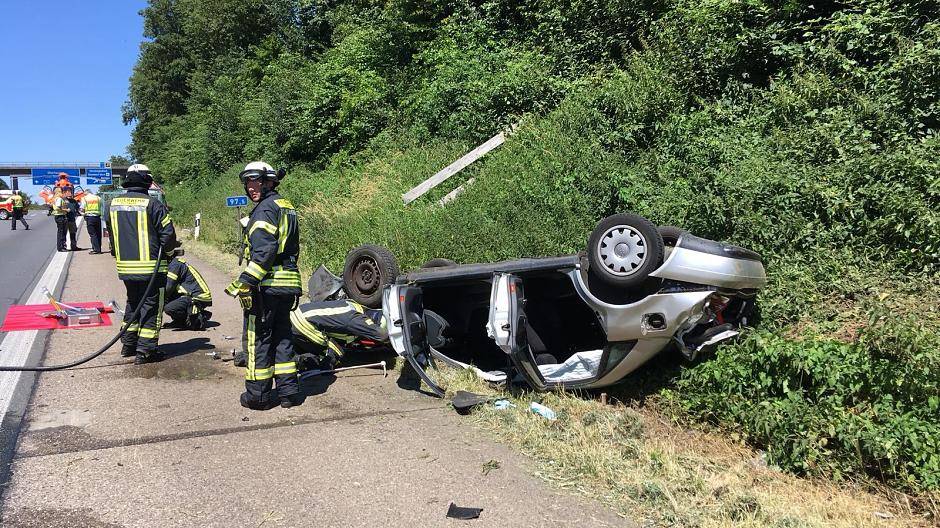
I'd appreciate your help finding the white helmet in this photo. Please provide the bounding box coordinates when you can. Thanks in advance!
[124,163,153,188]
[239,161,283,183]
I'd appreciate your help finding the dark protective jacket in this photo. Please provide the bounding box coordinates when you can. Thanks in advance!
[238,190,301,296]
[109,189,177,281]
[166,257,212,304]
[291,300,387,344]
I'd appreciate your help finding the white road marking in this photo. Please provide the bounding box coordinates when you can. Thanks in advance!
[0,217,83,427]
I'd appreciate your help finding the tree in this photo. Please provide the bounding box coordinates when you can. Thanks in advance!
[109,154,133,167]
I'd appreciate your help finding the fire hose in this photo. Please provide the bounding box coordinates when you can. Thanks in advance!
[0,247,167,372]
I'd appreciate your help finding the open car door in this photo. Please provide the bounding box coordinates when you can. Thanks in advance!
[488,273,547,389]
[383,284,445,397]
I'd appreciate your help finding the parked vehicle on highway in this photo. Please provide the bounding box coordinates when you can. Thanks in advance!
[0,190,13,220]
[309,212,767,395]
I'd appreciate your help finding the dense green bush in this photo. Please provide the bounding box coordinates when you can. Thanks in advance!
[666,311,940,491]
[133,0,939,493]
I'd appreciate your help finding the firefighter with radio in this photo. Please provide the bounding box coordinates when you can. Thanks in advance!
[225,162,303,410]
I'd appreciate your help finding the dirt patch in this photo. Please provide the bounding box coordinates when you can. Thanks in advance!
[121,352,222,381]
[17,425,98,458]
[1,507,123,527]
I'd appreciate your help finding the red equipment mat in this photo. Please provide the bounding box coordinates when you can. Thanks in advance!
[0,302,113,332]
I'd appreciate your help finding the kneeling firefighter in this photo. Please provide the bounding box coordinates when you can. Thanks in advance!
[112,164,177,364]
[165,255,213,330]
[225,162,303,410]
[290,299,387,371]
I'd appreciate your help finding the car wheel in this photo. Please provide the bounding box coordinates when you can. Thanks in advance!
[0,210,8,220]
[342,244,399,308]
[421,258,457,269]
[659,226,687,247]
[587,213,664,288]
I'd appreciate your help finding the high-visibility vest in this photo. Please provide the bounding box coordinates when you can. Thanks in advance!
[52,197,68,216]
[10,195,24,210]
[82,194,101,216]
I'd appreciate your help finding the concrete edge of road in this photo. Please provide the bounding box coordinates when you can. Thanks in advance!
[0,222,81,504]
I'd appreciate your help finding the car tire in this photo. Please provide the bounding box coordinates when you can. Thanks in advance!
[421,258,457,269]
[342,244,399,308]
[587,213,664,289]
[659,226,687,247]
[0,210,8,220]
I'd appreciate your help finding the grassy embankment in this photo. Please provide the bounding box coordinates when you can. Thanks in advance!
[130,1,938,525]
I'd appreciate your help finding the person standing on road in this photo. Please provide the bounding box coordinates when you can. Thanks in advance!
[165,254,213,330]
[65,189,82,251]
[110,164,177,364]
[225,162,303,410]
[9,191,29,231]
[80,190,103,253]
[52,188,70,251]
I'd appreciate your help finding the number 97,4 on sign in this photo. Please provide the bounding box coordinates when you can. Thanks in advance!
[226,196,249,207]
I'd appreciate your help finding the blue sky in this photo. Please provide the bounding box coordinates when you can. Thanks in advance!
[0,1,147,162]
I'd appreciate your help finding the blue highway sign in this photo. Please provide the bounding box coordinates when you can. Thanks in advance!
[31,168,79,186]
[85,168,113,185]
[226,195,249,207]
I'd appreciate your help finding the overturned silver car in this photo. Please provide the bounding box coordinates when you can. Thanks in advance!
[315,213,766,396]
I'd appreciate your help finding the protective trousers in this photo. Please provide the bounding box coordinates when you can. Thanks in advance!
[85,215,102,253]
[122,278,166,354]
[55,215,68,250]
[11,209,28,230]
[242,292,298,406]
[165,295,209,329]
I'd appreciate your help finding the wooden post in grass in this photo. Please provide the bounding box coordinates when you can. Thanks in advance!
[403,128,513,205]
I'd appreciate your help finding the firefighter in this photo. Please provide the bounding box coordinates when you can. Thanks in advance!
[164,255,213,330]
[290,299,388,371]
[225,162,303,410]
[9,191,29,231]
[51,187,71,251]
[110,164,177,364]
[80,190,103,253]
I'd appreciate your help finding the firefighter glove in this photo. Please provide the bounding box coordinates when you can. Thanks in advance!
[225,280,253,311]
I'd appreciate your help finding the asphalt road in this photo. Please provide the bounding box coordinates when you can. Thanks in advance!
[0,213,59,325]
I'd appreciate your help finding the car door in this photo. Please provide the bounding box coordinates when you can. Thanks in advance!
[488,273,546,390]
[383,284,445,396]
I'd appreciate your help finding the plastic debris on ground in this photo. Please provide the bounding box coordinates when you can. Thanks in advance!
[493,399,515,410]
[451,391,494,415]
[446,503,483,520]
[529,402,557,420]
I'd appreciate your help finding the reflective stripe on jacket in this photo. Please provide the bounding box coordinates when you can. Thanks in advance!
[81,194,101,216]
[167,257,212,304]
[110,191,177,281]
[238,192,301,296]
[10,195,24,210]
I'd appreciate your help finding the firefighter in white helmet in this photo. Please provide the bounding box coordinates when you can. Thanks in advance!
[225,162,303,410]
